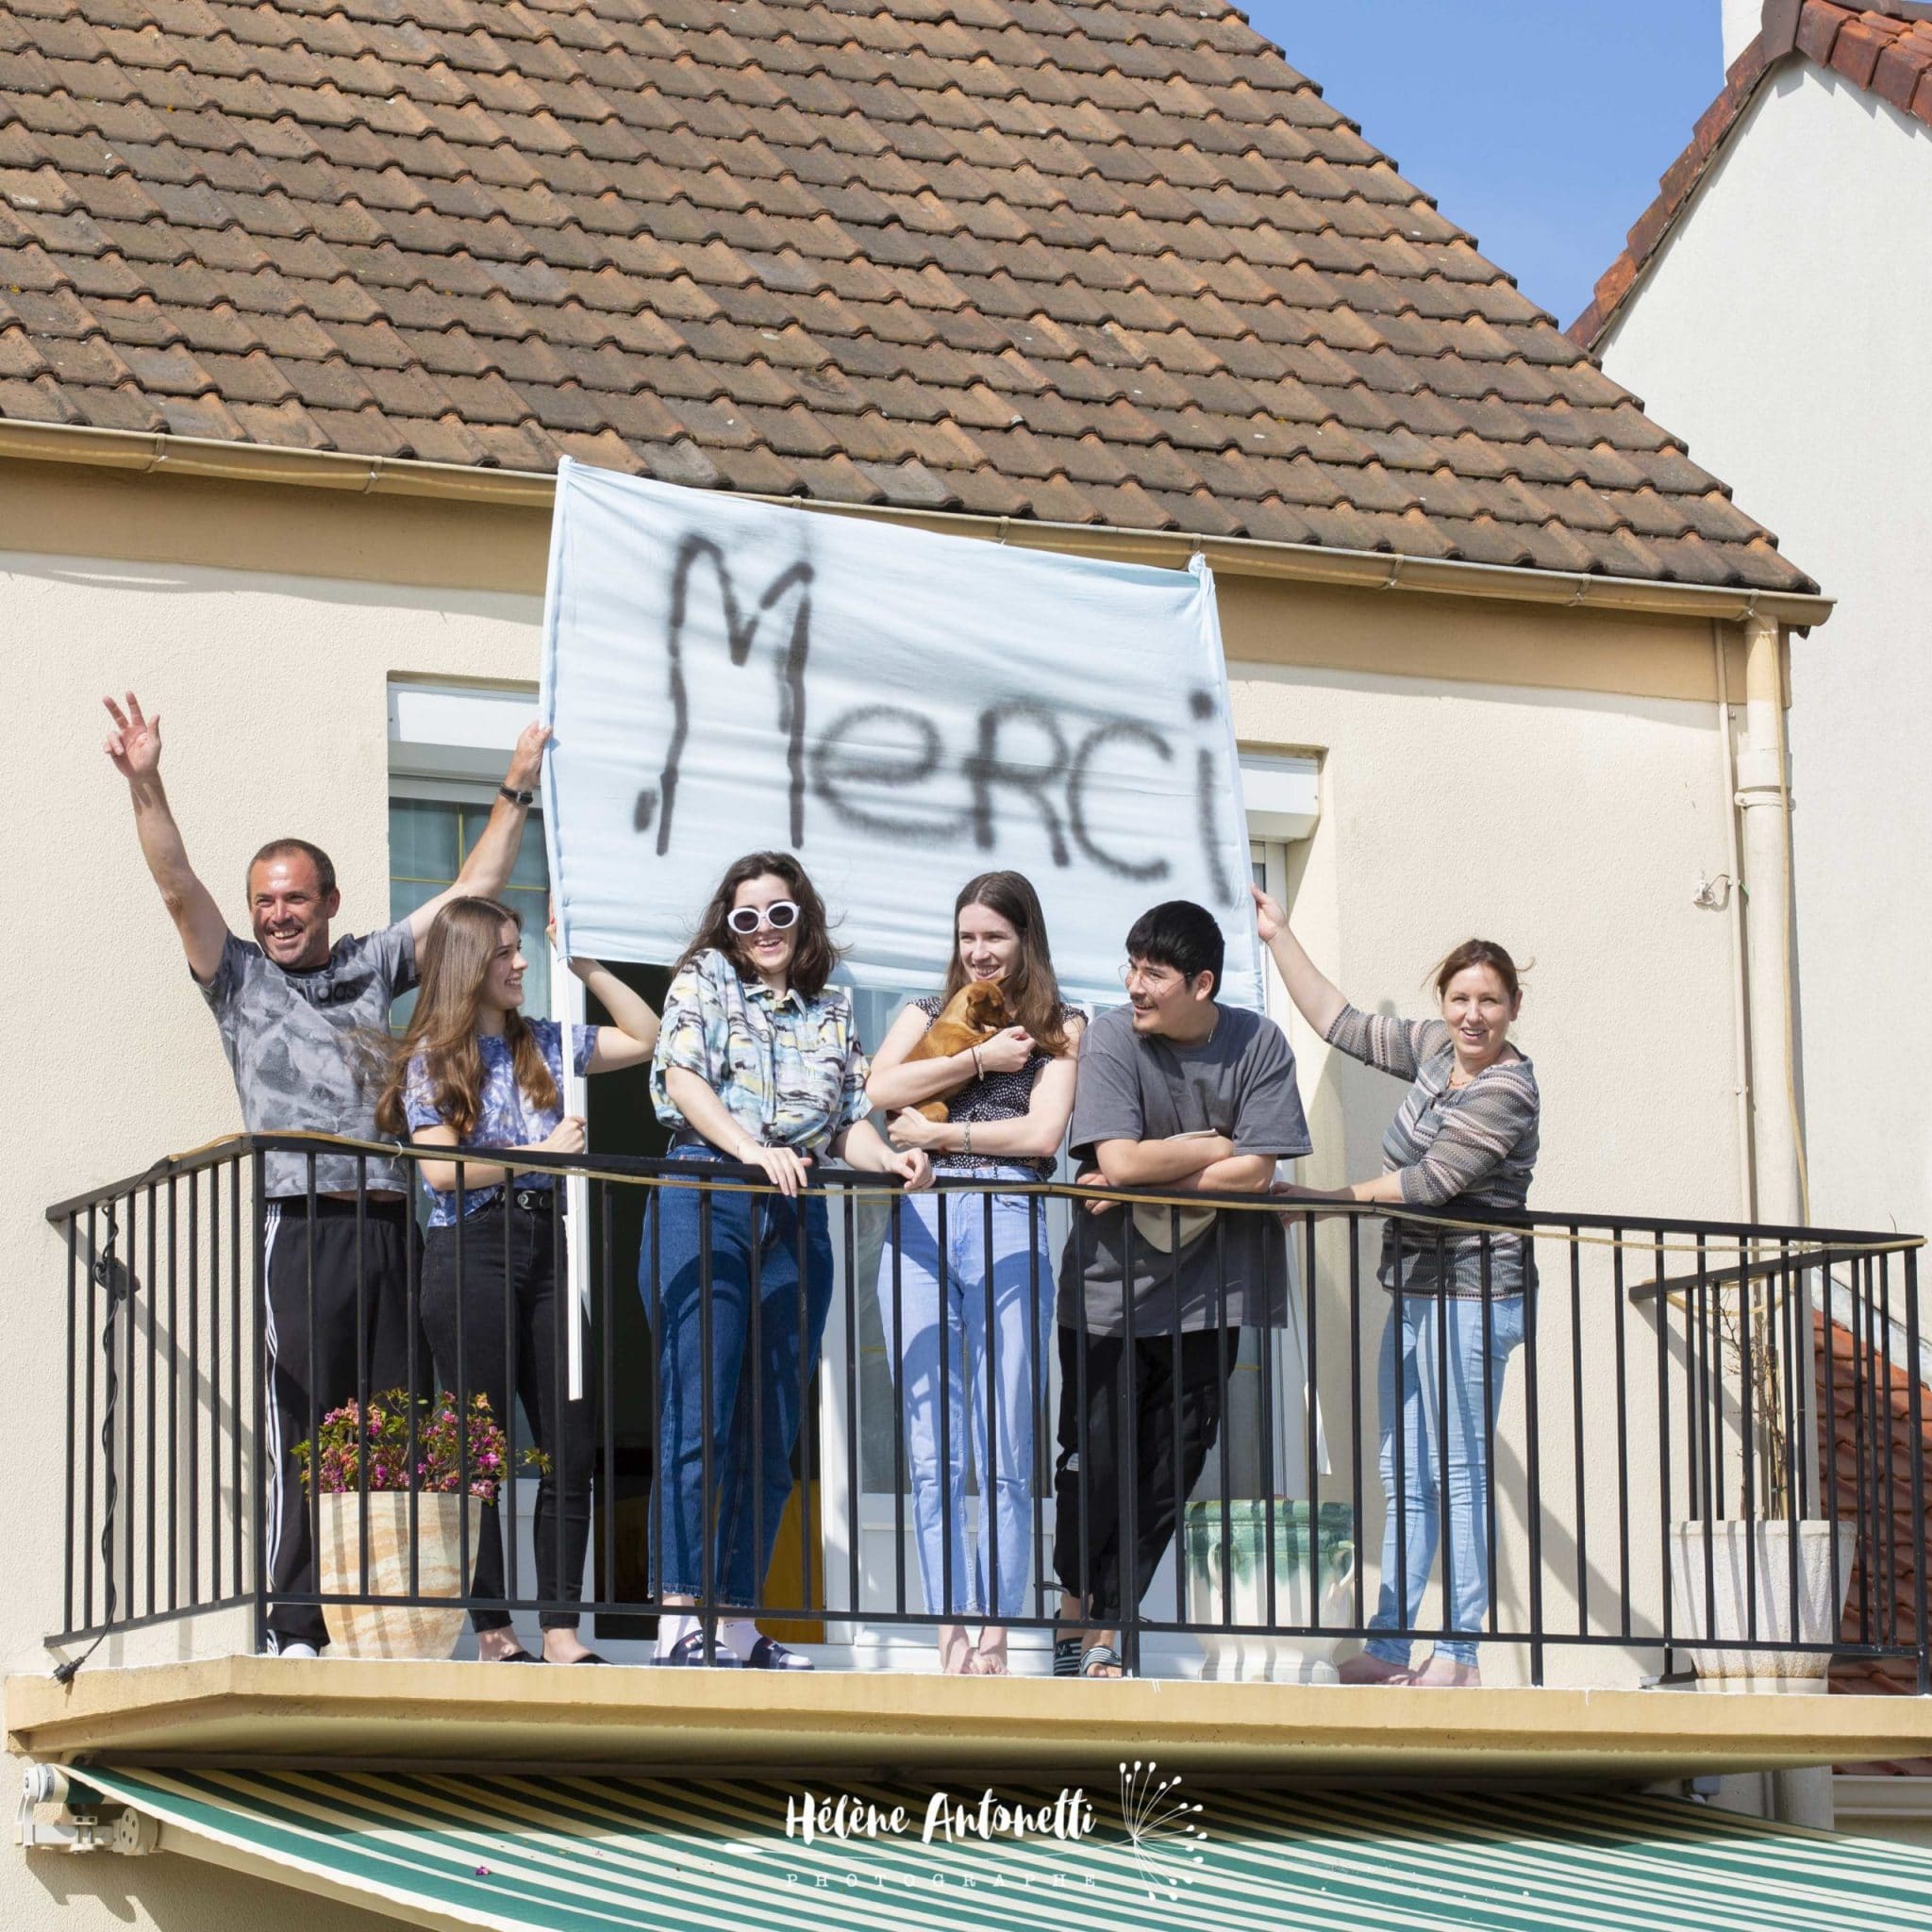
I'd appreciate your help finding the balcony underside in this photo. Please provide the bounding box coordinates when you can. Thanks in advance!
[11,1657,1932,1782]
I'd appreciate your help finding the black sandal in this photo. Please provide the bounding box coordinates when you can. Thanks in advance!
[744,1635,814,1671]
[1053,1636,1084,1678]
[1079,1642,1129,1679]
[655,1630,741,1668]
[491,1648,541,1663]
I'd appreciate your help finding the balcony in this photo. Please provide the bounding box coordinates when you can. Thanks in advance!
[12,1132,1932,1793]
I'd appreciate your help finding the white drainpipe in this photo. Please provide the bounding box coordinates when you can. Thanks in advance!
[1732,610,1831,1832]
[1735,611,1807,1227]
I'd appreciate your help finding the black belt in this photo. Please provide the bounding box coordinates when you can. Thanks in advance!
[508,1188,558,1215]
[271,1192,408,1220]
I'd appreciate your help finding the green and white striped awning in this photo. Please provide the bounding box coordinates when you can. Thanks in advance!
[63,1763,1932,1932]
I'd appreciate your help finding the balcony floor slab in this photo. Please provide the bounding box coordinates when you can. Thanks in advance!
[11,1656,1932,1782]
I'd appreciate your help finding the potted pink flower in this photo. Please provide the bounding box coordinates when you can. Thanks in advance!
[294,1391,544,1659]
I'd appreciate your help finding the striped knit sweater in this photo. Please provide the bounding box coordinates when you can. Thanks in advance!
[1324,1005,1541,1297]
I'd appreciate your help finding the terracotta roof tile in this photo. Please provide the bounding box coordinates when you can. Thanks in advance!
[0,0,1807,589]
[1574,4,1932,377]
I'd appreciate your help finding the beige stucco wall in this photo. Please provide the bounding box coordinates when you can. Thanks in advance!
[1596,62,1932,1247]
[2,461,1758,1925]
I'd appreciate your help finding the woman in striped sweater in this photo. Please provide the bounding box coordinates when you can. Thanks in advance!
[1254,886,1540,1690]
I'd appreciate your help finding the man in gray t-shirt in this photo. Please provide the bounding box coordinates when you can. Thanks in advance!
[1052,899,1310,1678]
[1057,998,1309,1338]
[104,691,548,1653]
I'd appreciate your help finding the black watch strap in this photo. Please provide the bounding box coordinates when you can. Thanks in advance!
[498,783,535,807]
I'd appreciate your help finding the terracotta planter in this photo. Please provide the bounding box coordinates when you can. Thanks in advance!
[317,1491,485,1660]
[1667,1519,1855,1692]
[1183,1501,1357,1682]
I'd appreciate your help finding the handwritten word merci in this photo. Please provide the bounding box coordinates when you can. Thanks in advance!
[785,1787,1096,1848]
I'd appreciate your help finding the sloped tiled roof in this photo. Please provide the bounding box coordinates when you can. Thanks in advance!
[0,0,1811,591]
[1572,1,1932,352]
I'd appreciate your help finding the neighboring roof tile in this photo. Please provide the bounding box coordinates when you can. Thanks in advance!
[1572,3,1932,353]
[0,0,1810,590]
[1815,1308,1932,1759]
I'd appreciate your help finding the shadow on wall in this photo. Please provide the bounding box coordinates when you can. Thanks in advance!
[11,557,541,625]
[22,1840,392,1930]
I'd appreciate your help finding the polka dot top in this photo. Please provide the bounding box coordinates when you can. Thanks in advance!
[912,993,1080,1178]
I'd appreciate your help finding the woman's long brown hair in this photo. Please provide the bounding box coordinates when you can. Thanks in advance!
[374,897,558,1141]
[940,871,1069,1056]
[676,850,841,999]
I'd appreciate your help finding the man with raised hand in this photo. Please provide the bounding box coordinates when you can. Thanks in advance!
[1053,899,1311,1680]
[103,691,550,1657]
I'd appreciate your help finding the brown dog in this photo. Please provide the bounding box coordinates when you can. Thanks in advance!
[903,981,1010,1120]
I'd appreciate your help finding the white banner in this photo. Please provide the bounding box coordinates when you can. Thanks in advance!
[539,460,1260,1010]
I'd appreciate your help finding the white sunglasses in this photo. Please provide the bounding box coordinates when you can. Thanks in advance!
[726,900,801,935]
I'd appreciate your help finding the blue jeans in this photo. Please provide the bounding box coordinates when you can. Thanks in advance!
[1365,1291,1524,1667]
[642,1144,833,1604]
[876,1175,1052,1619]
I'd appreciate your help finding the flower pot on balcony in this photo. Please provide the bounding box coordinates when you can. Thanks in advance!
[317,1491,484,1660]
[1183,1500,1356,1682]
[1666,1519,1854,1692]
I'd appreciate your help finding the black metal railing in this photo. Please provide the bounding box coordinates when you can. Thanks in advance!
[42,1134,1931,1690]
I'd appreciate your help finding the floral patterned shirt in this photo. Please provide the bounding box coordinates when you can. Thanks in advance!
[650,948,870,1156]
[405,1019,596,1228]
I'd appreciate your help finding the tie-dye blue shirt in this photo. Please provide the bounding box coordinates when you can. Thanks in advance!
[405,1019,596,1226]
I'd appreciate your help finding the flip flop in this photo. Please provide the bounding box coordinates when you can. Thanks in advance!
[1079,1642,1129,1679]
[490,1648,541,1663]
[1053,1636,1083,1678]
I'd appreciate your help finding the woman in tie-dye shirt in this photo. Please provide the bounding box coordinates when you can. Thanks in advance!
[643,851,931,1669]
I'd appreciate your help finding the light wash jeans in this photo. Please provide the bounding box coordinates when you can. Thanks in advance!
[1364,1291,1525,1667]
[876,1174,1053,1619]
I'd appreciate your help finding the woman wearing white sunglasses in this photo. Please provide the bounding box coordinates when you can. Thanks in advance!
[643,851,929,1667]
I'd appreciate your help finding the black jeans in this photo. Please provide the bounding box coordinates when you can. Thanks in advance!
[262,1194,419,1649]
[1052,1323,1238,1625]
[421,1197,592,1632]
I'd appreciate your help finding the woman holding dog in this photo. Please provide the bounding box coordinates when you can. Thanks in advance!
[868,871,1082,1674]
[646,851,931,1668]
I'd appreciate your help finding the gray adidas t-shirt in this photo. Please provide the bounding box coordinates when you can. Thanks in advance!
[1056,1002,1311,1338]
[197,924,418,1198]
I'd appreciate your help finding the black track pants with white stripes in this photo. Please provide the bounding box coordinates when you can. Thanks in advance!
[261,1196,421,1650]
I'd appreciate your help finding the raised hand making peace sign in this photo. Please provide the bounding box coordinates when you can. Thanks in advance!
[103,691,164,784]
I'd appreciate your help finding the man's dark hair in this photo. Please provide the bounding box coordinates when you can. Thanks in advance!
[1125,900,1224,996]
[248,838,337,901]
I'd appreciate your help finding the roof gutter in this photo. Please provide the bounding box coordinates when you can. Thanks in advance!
[0,415,1834,629]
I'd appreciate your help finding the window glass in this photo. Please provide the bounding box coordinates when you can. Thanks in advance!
[388,797,551,1026]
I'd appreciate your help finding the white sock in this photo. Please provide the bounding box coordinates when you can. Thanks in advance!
[719,1617,763,1661]
[655,1612,698,1658]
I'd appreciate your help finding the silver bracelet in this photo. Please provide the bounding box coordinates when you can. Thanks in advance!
[961,1121,974,1158]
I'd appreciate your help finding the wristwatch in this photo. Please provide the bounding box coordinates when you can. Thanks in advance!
[498,783,535,807]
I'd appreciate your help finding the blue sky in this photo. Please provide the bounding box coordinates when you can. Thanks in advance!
[1239,2,1724,327]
